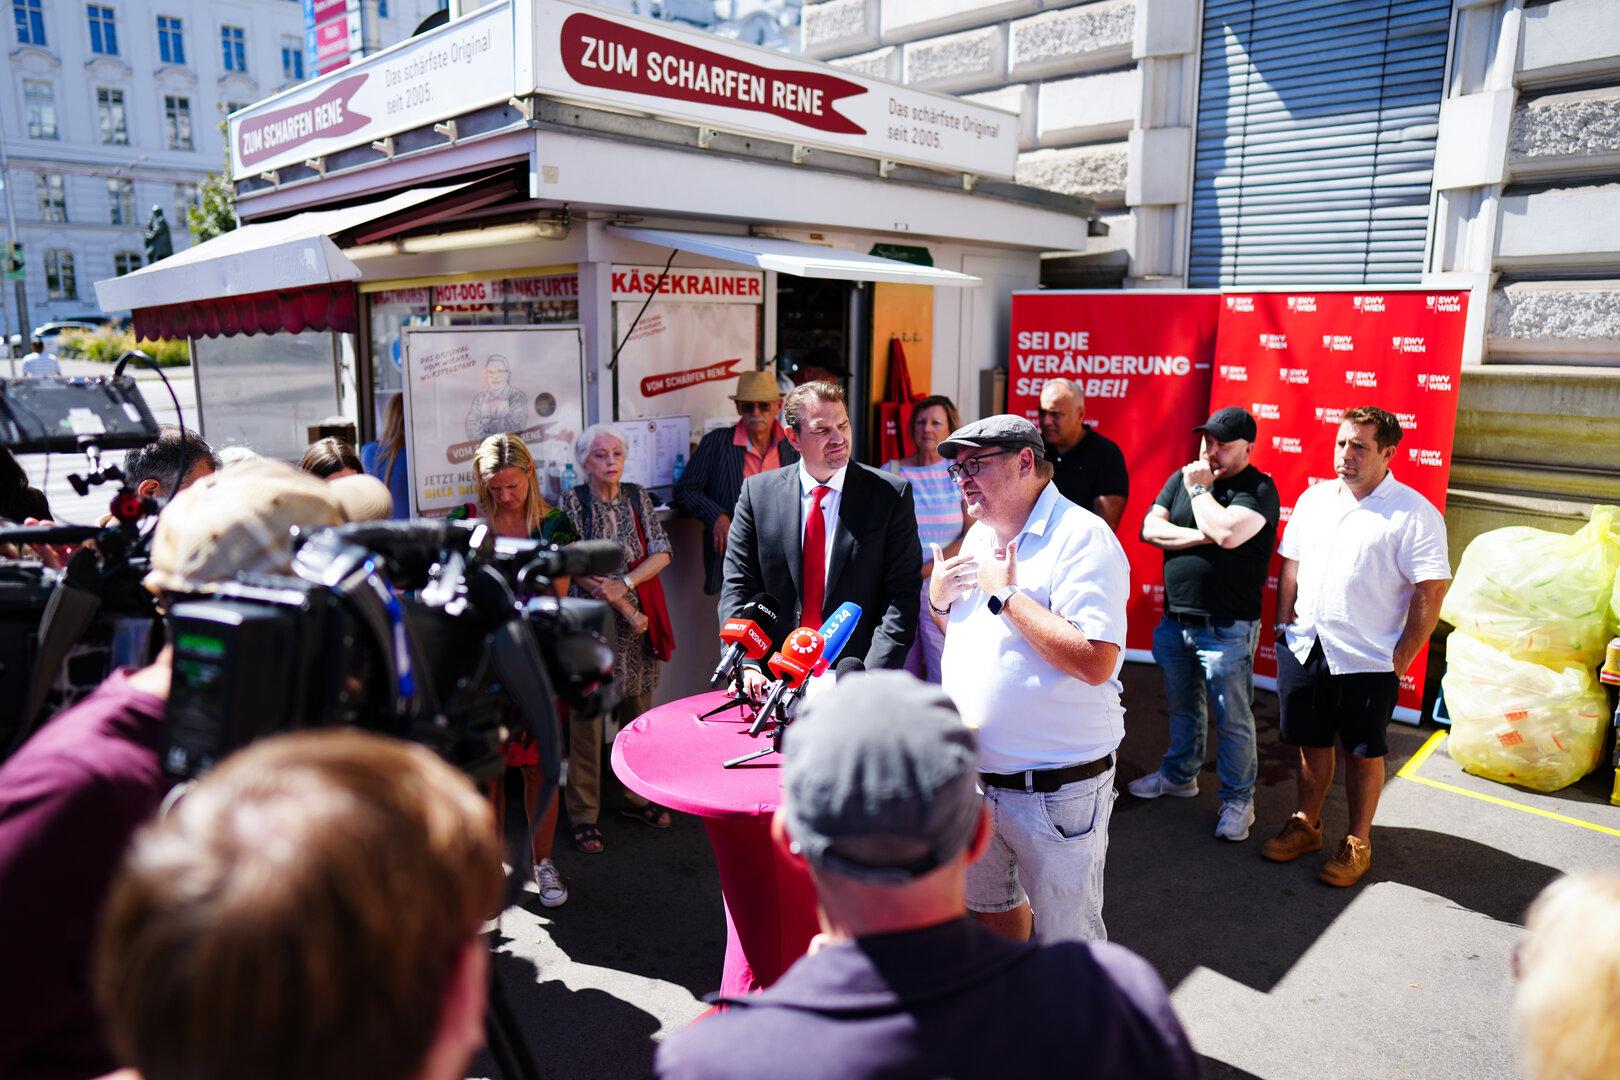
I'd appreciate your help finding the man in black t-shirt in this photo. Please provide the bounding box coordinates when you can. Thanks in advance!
[1037,378,1129,531]
[1131,407,1279,845]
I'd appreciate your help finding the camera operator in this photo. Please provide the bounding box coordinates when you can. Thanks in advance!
[94,729,502,1080]
[0,460,345,1080]
[122,425,220,503]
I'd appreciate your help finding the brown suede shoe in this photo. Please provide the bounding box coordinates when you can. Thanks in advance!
[1318,835,1372,887]
[1260,812,1325,862]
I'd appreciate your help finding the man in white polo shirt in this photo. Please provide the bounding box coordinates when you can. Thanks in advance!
[1262,406,1450,888]
[929,416,1130,943]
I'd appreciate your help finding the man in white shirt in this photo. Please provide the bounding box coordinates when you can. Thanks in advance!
[21,340,61,377]
[930,416,1130,943]
[1262,406,1450,887]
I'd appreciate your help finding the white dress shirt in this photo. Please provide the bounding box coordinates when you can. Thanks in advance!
[798,462,846,587]
[940,483,1131,773]
[1279,471,1451,674]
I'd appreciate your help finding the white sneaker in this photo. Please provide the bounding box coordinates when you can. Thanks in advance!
[1127,770,1199,799]
[1215,800,1256,842]
[534,858,568,908]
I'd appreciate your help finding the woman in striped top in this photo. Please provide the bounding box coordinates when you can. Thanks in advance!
[883,395,969,683]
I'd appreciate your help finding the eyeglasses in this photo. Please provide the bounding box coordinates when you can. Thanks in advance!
[737,401,776,414]
[947,449,1012,481]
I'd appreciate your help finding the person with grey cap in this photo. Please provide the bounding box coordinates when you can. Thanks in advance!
[926,415,1131,945]
[0,460,346,1080]
[1133,406,1279,844]
[652,673,1198,1080]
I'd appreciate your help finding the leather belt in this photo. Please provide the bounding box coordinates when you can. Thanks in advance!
[979,755,1114,793]
[1168,611,1237,628]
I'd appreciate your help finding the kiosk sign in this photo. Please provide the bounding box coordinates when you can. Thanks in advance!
[524,0,1018,178]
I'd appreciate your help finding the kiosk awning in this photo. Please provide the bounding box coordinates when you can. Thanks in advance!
[95,183,474,337]
[608,227,983,287]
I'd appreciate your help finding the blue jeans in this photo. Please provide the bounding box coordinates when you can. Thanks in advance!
[1152,615,1260,804]
[965,767,1116,943]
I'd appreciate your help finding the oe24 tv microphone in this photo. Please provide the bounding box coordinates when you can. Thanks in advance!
[749,626,824,735]
[810,602,862,677]
[710,593,786,689]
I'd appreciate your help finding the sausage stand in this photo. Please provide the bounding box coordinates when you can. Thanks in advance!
[95,0,1096,703]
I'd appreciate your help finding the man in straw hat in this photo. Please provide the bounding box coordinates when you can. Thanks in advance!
[675,369,799,595]
[654,673,1196,1080]
[0,460,346,1080]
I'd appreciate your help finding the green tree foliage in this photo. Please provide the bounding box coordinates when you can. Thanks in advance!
[187,171,237,244]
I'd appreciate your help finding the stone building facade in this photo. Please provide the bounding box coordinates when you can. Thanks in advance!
[804,0,1620,549]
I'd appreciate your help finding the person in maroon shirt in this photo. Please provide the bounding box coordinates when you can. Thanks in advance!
[0,460,346,1080]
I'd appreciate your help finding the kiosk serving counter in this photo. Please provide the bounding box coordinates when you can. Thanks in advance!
[95,0,1096,703]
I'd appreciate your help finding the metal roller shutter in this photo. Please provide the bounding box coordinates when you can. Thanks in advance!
[1188,0,1452,286]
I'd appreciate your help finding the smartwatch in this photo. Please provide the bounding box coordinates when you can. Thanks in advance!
[1189,483,1210,498]
[988,586,1019,616]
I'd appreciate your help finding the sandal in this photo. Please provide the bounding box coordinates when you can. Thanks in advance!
[571,822,604,854]
[620,803,673,829]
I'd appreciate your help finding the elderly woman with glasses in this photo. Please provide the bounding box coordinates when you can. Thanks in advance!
[558,424,675,853]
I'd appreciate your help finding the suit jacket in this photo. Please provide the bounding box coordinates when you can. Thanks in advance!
[721,461,921,671]
[674,424,799,594]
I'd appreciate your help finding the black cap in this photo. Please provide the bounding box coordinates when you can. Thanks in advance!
[1194,406,1257,443]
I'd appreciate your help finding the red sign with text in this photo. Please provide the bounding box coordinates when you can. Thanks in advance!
[1209,290,1468,716]
[1008,292,1223,655]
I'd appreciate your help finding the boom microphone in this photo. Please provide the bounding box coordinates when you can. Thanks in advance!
[750,626,824,735]
[810,602,862,676]
[710,592,786,689]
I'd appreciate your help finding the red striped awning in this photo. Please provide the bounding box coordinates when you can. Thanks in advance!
[132,282,358,341]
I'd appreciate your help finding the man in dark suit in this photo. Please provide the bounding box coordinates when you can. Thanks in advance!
[721,381,921,691]
[675,371,799,595]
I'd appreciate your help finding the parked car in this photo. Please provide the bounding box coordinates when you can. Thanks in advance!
[31,319,106,354]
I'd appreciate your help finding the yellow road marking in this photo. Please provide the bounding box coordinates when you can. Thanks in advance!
[1397,731,1620,839]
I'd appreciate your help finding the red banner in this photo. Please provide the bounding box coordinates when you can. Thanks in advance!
[1008,292,1223,656]
[1209,290,1469,716]
[237,74,369,167]
[560,12,866,135]
[641,357,743,398]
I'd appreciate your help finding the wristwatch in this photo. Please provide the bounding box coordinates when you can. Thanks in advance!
[988,586,1019,616]
[1189,483,1210,497]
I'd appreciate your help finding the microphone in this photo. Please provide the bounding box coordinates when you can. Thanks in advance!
[710,592,786,689]
[750,626,824,735]
[810,602,862,676]
[833,656,864,678]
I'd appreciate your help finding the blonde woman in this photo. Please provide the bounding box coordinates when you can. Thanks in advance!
[361,394,411,520]
[1515,873,1620,1080]
[472,433,576,906]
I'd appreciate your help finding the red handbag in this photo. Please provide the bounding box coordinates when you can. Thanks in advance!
[628,493,676,663]
[877,336,924,463]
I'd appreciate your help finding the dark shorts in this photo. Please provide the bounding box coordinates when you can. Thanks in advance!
[1275,638,1399,758]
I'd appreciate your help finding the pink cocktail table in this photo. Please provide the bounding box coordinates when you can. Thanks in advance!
[610,691,818,995]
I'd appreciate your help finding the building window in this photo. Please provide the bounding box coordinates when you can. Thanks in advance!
[108,178,134,226]
[13,0,45,46]
[114,251,142,276]
[38,173,67,223]
[157,14,184,65]
[97,87,129,145]
[23,80,57,139]
[87,4,118,54]
[281,39,304,81]
[379,0,388,17]
[164,95,193,150]
[220,24,245,72]
[45,250,77,301]
[223,101,247,115]
[174,182,198,226]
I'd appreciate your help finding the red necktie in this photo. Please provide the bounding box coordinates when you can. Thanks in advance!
[801,485,830,625]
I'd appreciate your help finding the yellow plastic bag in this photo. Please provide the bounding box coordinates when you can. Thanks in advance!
[1440,505,1620,668]
[1442,632,1608,792]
